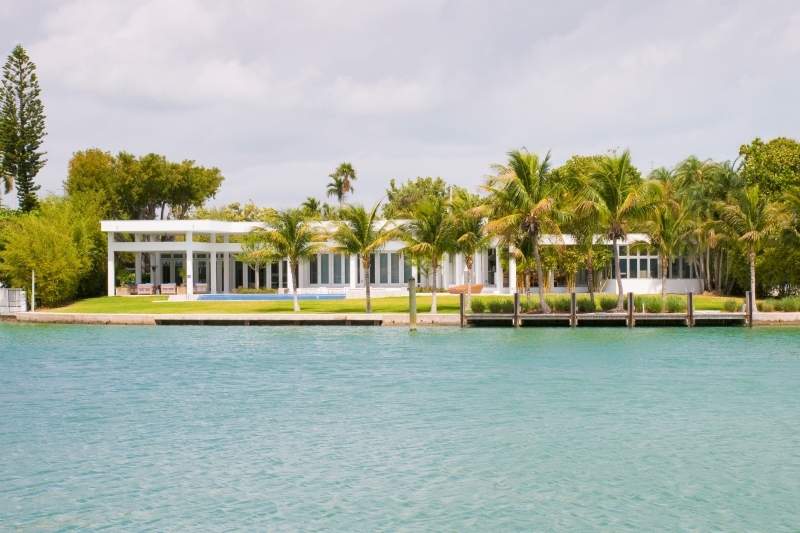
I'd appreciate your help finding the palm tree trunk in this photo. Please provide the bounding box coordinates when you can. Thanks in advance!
[532,237,550,313]
[255,266,260,290]
[430,258,439,313]
[363,257,371,313]
[465,255,473,310]
[613,237,624,310]
[749,250,756,302]
[661,254,667,299]
[586,250,595,308]
[290,260,299,312]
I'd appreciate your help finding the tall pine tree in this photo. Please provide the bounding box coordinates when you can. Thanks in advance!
[0,45,46,211]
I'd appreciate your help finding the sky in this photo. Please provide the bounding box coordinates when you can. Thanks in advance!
[1,0,799,209]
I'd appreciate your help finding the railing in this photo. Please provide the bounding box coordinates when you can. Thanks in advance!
[0,288,27,315]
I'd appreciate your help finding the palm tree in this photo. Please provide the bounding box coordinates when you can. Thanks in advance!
[585,150,653,310]
[402,196,453,313]
[250,208,322,311]
[719,185,785,300]
[483,149,564,313]
[645,179,692,298]
[449,188,488,309]
[330,202,397,313]
[236,231,275,290]
[326,175,346,205]
[328,162,357,204]
[301,197,321,217]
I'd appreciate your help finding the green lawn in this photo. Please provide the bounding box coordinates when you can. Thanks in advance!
[49,293,743,314]
[50,295,464,314]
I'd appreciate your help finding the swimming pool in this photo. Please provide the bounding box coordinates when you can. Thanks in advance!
[2,325,799,529]
[197,293,346,301]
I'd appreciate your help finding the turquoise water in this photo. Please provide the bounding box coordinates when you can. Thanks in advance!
[1,325,799,530]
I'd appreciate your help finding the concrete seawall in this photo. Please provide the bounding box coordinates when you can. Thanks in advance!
[8,311,800,327]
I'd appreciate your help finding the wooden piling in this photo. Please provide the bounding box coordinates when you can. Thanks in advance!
[627,292,635,328]
[459,293,466,328]
[745,290,753,328]
[570,292,577,327]
[513,292,520,328]
[687,291,694,327]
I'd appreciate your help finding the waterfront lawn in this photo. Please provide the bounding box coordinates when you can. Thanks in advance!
[49,293,743,314]
[49,295,464,314]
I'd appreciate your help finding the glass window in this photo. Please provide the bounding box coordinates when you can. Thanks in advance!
[175,258,184,285]
[271,261,279,288]
[619,258,627,278]
[380,253,388,284]
[390,253,400,284]
[370,254,376,284]
[310,255,318,284]
[333,254,342,284]
[198,259,207,283]
[650,258,658,279]
[682,258,691,279]
[629,258,638,278]
[344,255,350,284]
[639,258,647,279]
[618,245,627,256]
[320,253,329,284]
[403,255,412,282]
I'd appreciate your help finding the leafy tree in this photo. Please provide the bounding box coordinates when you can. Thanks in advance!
[194,201,271,222]
[585,150,651,309]
[719,185,785,298]
[402,196,453,313]
[449,187,488,308]
[739,137,800,196]
[248,209,322,311]
[236,231,276,290]
[330,203,397,312]
[64,149,223,219]
[383,176,449,218]
[0,45,46,211]
[484,149,565,313]
[0,196,105,307]
[645,178,693,297]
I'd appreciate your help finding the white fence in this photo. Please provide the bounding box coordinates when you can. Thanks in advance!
[0,288,27,314]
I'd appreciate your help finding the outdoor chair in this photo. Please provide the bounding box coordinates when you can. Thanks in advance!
[160,283,177,295]
[136,283,154,295]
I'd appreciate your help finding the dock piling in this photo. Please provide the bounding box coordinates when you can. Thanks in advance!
[409,278,417,331]
[745,290,753,327]
[513,292,520,328]
[687,291,694,327]
[570,292,577,327]
[459,293,466,328]
[627,292,635,328]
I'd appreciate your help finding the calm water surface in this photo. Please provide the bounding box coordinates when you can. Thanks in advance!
[1,324,799,530]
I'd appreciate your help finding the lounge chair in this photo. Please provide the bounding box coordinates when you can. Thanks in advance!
[160,283,177,295]
[447,283,484,295]
[194,283,208,294]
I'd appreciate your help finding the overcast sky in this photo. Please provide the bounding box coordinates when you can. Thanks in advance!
[1,0,799,209]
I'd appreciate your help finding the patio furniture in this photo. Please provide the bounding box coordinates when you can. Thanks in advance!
[136,283,154,295]
[160,283,177,295]
[447,283,484,295]
[194,283,208,294]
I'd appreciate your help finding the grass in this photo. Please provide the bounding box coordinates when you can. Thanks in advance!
[50,295,464,314]
[49,293,746,315]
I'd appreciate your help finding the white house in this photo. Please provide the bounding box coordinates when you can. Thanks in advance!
[101,219,703,298]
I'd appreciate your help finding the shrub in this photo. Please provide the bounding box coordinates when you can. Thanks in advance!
[665,295,687,313]
[487,298,514,313]
[576,296,595,313]
[780,297,800,312]
[642,296,664,313]
[234,287,277,294]
[470,298,485,313]
[599,295,618,311]
[546,295,571,312]
[723,299,739,312]
[758,301,774,312]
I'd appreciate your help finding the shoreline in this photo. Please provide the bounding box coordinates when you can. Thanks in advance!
[6,311,800,327]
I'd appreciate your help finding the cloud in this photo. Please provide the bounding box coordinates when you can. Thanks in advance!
[0,0,798,209]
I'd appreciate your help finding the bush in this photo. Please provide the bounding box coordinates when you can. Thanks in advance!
[772,297,800,312]
[642,296,664,313]
[758,301,775,312]
[487,298,514,313]
[665,295,687,313]
[599,295,618,311]
[234,287,277,294]
[723,299,739,312]
[470,298,485,313]
[576,296,595,313]
[546,295,571,312]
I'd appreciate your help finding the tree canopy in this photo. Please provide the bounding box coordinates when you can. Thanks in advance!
[739,137,800,196]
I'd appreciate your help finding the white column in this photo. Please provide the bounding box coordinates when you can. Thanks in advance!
[474,251,482,286]
[210,252,218,294]
[495,246,504,291]
[278,260,284,292]
[442,254,450,288]
[223,253,230,292]
[349,254,357,288]
[411,258,418,283]
[154,252,161,286]
[285,257,294,292]
[508,247,517,294]
[455,253,464,285]
[185,232,194,298]
[134,233,142,284]
[107,233,115,296]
